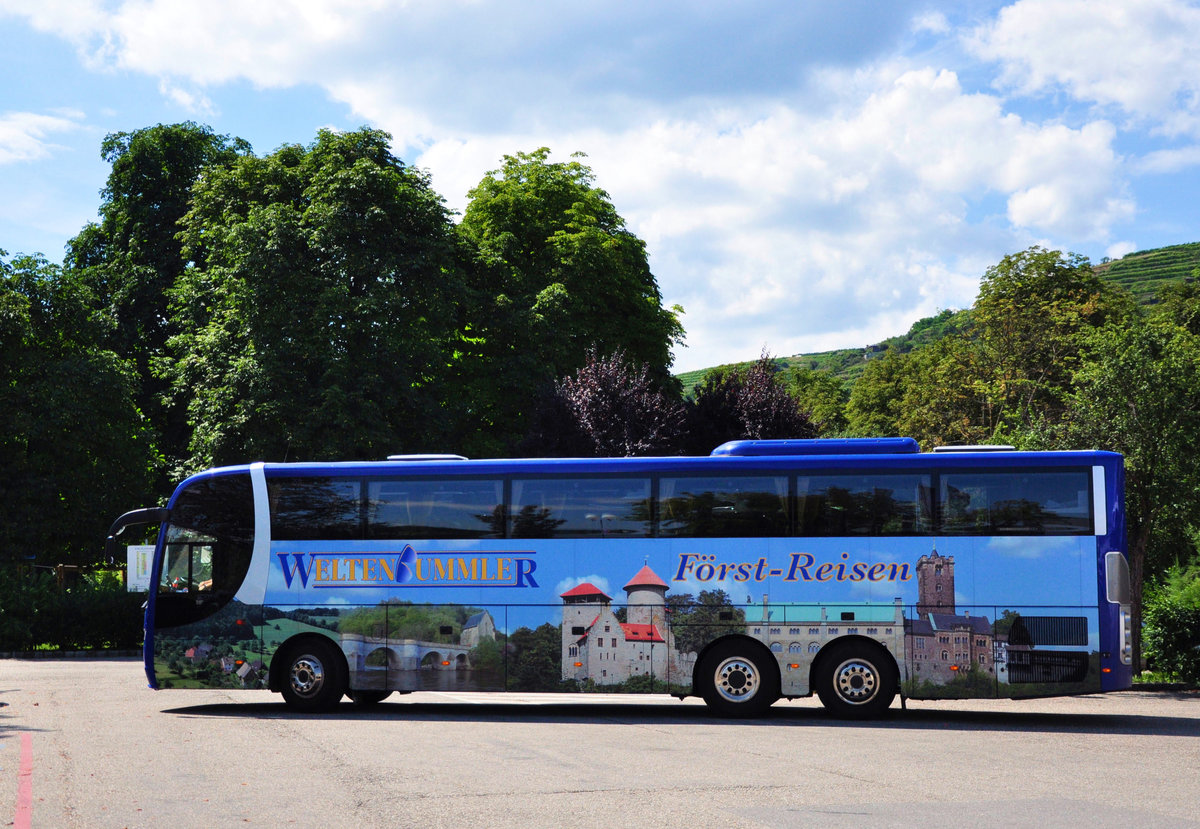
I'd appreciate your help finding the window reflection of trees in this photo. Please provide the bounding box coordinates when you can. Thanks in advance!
[509,505,566,538]
[659,477,788,538]
[797,475,931,536]
[269,478,362,539]
[508,478,652,538]
[940,471,1090,535]
[367,480,504,539]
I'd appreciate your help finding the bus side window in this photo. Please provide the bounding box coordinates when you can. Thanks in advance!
[658,476,788,537]
[269,478,363,540]
[367,479,504,539]
[796,474,932,536]
[938,470,1092,536]
[508,478,651,538]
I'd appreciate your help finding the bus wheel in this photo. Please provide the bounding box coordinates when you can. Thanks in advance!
[815,641,896,719]
[279,639,346,712]
[697,640,779,717]
[347,690,392,706]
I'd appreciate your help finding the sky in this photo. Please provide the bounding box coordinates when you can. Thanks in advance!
[3,1,1200,373]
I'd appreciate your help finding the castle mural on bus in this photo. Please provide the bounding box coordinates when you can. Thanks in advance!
[154,536,1100,699]
[559,564,698,686]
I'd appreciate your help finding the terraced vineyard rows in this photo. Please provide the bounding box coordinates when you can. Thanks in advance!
[1094,242,1200,302]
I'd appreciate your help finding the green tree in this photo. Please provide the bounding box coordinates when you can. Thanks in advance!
[785,365,849,434]
[667,589,745,655]
[505,623,563,691]
[844,348,912,438]
[65,123,251,467]
[456,148,684,454]
[0,251,154,565]
[967,247,1132,437]
[165,128,462,469]
[1143,554,1200,684]
[1063,310,1200,668]
[682,353,817,454]
[861,247,1134,448]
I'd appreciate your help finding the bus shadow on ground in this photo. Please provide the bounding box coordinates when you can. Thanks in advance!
[162,694,1200,737]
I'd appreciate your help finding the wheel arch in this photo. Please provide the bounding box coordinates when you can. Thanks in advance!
[268,632,348,694]
[692,633,782,696]
[811,633,897,686]
[809,635,901,697]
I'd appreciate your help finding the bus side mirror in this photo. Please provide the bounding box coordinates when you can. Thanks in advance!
[105,507,170,562]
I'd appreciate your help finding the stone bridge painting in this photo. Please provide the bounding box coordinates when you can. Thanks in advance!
[338,609,502,692]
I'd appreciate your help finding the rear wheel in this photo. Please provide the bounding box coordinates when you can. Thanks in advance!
[278,639,346,712]
[696,640,779,717]
[814,641,897,719]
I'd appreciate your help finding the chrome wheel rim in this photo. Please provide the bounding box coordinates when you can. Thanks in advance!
[289,655,325,699]
[833,657,879,705]
[713,656,760,704]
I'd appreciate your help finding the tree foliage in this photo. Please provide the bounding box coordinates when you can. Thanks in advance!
[522,348,684,457]
[0,251,154,565]
[456,148,684,453]
[682,352,817,454]
[1058,303,1200,667]
[165,128,463,469]
[65,123,251,466]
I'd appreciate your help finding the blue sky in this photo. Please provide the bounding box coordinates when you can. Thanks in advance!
[3,1,1200,372]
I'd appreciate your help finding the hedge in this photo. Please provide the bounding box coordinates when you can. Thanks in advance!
[0,569,143,652]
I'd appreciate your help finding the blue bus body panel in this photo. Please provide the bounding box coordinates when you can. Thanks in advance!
[144,447,1130,700]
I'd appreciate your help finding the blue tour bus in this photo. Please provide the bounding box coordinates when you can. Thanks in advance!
[106,438,1133,718]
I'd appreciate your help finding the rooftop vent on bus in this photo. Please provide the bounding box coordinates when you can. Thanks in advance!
[384,454,469,461]
[711,438,920,457]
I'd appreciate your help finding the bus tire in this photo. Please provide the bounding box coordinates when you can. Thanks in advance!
[697,639,779,718]
[347,690,392,706]
[814,640,897,719]
[278,638,346,713]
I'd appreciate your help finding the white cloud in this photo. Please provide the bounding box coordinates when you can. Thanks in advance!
[411,65,1127,370]
[157,80,215,116]
[913,11,951,35]
[986,537,1077,559]
[0,1,1154,371]
[555,574,612,598]
[970,0,1200,136]
[1106,240,1137,260]
[1136,144,1200,174]
[0,110,83,164]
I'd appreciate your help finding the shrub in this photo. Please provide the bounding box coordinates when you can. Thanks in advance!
[0,568,143,652]
[1143,560,1200,685]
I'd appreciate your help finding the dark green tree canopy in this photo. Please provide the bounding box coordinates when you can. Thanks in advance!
[0,251,154,565]
[165,128,463,469]
[455,148,684,454]
[66,122,251,363]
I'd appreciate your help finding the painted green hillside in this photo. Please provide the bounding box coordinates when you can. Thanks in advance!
[676,242,1198,390]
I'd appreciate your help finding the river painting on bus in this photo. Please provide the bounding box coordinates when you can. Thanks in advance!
[151,532,1102,700]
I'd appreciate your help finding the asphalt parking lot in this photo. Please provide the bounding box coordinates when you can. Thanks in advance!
[2,658,1198,828]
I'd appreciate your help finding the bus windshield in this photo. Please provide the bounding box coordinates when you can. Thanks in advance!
[154,472,254,629]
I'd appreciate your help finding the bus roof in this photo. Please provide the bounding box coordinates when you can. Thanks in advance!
[176,441,1121,487]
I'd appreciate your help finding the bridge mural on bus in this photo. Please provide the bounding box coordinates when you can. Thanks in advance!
[151,533,1102,700]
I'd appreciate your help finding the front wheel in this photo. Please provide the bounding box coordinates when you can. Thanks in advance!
[696,640,779,717]
[814,641,897,719]
[278,639,346,712]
